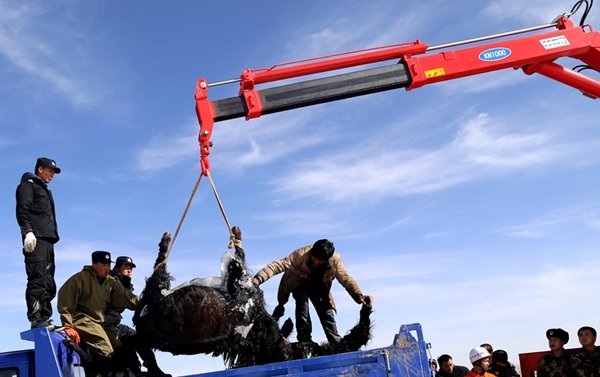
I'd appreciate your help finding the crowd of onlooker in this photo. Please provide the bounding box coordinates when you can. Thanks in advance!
[428,326,600,377]
[429,342,519,377]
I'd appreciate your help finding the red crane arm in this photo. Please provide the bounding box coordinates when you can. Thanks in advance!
[405,17,600,95]
[195,16,600,175]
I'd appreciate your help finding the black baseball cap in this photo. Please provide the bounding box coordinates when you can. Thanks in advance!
[91,250,113,264]
[115,256,136,268]
[35,157,61,174]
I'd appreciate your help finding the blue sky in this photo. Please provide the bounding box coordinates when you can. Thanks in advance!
[1,0,599,375]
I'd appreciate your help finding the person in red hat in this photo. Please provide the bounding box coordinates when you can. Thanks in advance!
[16,157,62,329]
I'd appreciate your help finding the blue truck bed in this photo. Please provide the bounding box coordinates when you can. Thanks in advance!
[182,323,430,377]
[8,323,430,377]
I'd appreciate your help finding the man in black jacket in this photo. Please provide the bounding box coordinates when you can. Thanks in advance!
[105,256,170,377]
[436,354,469,377]
[15,157,61,328]
[106,256,138,339]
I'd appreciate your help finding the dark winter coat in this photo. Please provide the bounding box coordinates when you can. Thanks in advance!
[16,172,59,242]
[436,365,470,377]
[105,270,135,328]
[57,266,138,328]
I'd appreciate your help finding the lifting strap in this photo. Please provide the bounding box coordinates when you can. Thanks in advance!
[164,173,203,263]
[206,169,233,239]
[158,169,234,271]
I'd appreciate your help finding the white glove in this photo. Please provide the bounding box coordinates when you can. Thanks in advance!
[24,232,37,253]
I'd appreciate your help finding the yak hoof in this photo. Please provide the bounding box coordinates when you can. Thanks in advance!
[281,318,294,338]
[232,226,242,241]
[159,232,172,249]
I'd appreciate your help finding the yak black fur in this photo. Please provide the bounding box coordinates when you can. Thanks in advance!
[133,228,290,368]
[133,227,373,371]
[281,304,373,359]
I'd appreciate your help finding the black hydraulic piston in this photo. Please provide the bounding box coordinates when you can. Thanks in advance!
[212,62,412,122]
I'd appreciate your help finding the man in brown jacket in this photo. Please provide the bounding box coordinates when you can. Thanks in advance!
[57,250,138,374]
[252,239,372,343]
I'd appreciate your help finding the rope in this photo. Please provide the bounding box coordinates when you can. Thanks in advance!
[155,168,235,272]
[159,173,203,269]
[206,170,235,247]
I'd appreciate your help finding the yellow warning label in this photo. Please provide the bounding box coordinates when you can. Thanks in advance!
[425,68,445,78]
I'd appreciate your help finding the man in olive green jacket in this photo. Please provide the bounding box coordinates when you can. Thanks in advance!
[252,239,372,343]
[57,250,138,361]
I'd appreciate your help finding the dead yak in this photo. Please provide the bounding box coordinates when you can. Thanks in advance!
[133,226,373,371]
[280,304,373,360]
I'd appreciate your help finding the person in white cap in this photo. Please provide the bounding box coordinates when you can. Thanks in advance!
[466,346,494,377]
[16,157,61,328]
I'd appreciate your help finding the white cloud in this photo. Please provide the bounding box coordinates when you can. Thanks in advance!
[270,112,583,203]
[496,203,600,238]
[211,112,329,173]
[482,1,571,24]
[452,114,556,168]
[134,127,197,172]
[335,217,410,240]
[282,4,428,66]
[253,209,347,236]
[351,249,600,360]
[438,70,528,94]
[133,111,331,174]
[0,1,108,108]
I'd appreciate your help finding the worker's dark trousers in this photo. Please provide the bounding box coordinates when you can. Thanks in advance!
[24,239,56,323]
[292,285,342,343]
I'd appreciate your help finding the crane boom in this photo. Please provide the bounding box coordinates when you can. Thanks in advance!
[195,14,600,175]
